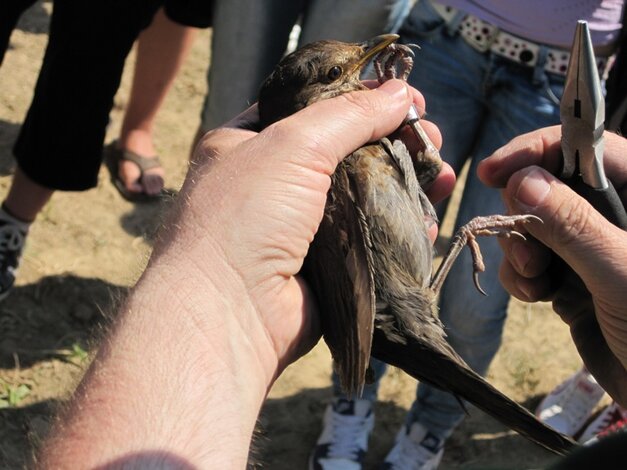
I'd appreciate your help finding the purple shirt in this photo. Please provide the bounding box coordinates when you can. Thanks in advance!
[440,0,624,48]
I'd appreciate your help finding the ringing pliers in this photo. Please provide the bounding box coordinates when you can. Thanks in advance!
[560,20,627,228]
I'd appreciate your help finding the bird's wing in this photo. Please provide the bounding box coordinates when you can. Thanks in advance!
[302,162,376,397]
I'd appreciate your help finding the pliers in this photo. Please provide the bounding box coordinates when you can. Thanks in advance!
[560,20,627,229]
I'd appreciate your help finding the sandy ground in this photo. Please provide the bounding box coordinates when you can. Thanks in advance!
[0,3,595,468]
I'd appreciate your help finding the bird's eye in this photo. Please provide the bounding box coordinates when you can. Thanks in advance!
[327,66,342,81]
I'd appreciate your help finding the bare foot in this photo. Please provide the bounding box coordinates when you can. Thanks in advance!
[117,130,165,196]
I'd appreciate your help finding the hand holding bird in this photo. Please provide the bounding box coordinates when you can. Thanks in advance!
[258,35,575,454]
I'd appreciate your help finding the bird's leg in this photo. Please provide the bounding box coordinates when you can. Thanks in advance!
[373,43,416,83]
[374,44,442,188]
[430,214,542,296]
[383,50,399,79]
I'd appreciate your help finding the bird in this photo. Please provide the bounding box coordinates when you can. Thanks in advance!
[258,34,577,455]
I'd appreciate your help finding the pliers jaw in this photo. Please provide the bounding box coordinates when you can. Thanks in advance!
[560,20,608,189]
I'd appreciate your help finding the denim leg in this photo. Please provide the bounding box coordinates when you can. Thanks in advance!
[201,0,305,131]
[298,0,410,45]
[202,0,411,131]
[399,0,489,207]
[407,61,564,439]
[392,0,569,439]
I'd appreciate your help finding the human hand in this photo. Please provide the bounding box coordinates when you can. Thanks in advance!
[166,79,453,386]
[478,126,627,405]
[37,81,453,468]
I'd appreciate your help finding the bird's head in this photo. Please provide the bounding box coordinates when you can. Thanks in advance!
[258,34,399,127]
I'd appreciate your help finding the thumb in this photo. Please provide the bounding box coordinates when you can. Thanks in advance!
[256,79,415,176]
[505,166,625,288]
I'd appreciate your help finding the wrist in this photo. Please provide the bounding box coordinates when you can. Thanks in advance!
[148,201,284,390]
[41,252,280,468]
[141,245,282,392]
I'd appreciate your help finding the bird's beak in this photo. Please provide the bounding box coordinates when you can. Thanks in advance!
[353,34,399,72]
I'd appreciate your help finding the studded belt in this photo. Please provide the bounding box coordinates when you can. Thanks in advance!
[429,0,614,79]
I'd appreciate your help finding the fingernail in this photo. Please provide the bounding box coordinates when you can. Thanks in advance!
[511,240,531,273]
[377,80,408,100]
[515,278,533,300]
[424,214,436,230]
[514,168,551,209]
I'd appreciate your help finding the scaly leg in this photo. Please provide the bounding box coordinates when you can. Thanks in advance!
[430,214,542,296]
[373,43,442,188]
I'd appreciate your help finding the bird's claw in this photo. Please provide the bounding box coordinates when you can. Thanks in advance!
[373,42,415,82]
[473,272,488,296]
[466,215,541,295]
[431,214,542,296]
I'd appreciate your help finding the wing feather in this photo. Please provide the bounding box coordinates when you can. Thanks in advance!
[302,161,376,397]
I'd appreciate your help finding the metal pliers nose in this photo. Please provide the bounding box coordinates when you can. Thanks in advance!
[559,20,627,228]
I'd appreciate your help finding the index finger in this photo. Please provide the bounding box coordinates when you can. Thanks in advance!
[479,127,627,195]
[477,126,563,188]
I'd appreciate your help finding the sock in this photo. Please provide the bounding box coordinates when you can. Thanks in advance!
[0,204,32,233]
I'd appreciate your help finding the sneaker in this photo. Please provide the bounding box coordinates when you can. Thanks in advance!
[535,368,605,436]
[381,422,444,470]
[0,208,29,301]
[309,398,374,470]
[579,402,627,445]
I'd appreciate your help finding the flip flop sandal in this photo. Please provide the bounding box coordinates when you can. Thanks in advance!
[103,141,166,202]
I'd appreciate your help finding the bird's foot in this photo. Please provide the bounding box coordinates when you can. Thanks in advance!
[373,43,418,82]
[430,214,542,295]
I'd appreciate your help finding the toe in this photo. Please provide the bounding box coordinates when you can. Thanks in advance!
[142,172,165,196]
[119,160,142,193]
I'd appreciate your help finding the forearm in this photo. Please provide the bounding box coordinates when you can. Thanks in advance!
[37,80,424,468]
[39,254,277,469]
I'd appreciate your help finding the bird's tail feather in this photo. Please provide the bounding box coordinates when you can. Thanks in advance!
[371,327,578,456]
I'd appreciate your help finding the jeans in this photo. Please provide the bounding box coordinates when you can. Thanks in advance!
[333,0,565,440]
[200,0,410,131]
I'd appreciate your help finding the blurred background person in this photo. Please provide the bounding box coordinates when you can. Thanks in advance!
[0,0,211,299]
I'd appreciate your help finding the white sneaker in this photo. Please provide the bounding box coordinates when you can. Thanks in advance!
[536,368,606,436]
[579,402,627,445]
[381,423,444,470]
[309,398,374,470]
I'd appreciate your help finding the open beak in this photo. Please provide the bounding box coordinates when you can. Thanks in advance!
[353,34,399,72]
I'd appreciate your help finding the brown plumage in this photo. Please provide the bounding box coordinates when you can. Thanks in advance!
[258,35,577,455]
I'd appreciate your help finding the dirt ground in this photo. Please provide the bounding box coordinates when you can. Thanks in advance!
[0,3,594,469]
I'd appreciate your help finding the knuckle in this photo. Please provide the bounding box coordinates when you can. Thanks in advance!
[549,196,595,247]
[196,128,238,161]
[262,119,290,142]
[264,118,337,173]
[337,90,378,122]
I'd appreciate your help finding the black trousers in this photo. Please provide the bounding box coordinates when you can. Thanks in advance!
[0,0,38,66]
[2,0,212,191]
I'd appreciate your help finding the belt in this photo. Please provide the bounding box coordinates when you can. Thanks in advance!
[429,1,613,78]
